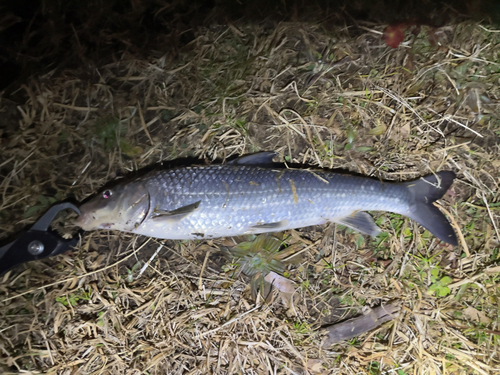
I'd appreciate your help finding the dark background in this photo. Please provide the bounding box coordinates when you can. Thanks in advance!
[1,0,499,93]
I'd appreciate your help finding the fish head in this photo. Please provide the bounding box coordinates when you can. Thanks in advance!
[75,181,150,232]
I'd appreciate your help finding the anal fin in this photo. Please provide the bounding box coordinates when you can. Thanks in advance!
[250,219,289,230]
[335,211,381,236]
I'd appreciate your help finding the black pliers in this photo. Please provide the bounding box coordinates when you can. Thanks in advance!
[0,202,81,274]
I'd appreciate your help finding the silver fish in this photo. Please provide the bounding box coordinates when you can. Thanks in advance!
[75,152,458,245]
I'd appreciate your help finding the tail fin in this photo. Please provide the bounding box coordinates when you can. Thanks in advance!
[405,171,458,246]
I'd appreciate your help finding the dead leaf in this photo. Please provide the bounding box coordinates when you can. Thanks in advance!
[89,253,107,270]
[367,122,387,136]
[383,24,406,48]
[322,303,400,347]
[265,271,296,309]
[463,306,490,324]
[264,271,295,294]
[400,123,410,137]
[306,359,323,374]
[389,123,411,142]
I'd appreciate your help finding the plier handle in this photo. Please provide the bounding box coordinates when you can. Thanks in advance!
[0,202,81,274]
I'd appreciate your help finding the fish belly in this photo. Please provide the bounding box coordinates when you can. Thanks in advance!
[133,166,412,240]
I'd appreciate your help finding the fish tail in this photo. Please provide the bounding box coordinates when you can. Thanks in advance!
[405,171,458,245]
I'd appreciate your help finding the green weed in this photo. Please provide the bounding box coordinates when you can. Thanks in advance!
[24,192,64,218]
[428,269,452,297]
[88,115,142,156]
[55,287,92,307]
[292,321,311,335]
[367,361,380,375]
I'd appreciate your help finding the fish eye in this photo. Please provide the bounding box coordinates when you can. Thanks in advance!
[103,190,113,199]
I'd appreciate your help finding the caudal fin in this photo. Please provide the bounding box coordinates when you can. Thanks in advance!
[405,171,458,246]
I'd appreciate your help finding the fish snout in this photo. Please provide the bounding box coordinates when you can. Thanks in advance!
[74,211,95,231]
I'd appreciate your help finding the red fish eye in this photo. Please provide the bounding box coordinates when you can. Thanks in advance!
[103,190,113,199]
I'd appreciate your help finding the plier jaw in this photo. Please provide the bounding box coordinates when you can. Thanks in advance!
[0,202,82,275]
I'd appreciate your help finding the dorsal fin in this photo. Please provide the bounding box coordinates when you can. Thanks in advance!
[228,152,278,166]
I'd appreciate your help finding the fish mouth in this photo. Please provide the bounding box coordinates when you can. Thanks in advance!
[74,212,93,230]
[75,212,114,231]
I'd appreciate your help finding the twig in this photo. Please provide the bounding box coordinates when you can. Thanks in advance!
[481,192,500,244]
[434,203,470,257]
[137,243,164,279]
[199,249,212,294]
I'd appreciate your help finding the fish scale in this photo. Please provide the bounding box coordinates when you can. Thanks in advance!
[76,152,458,245]
[138,165,410,239]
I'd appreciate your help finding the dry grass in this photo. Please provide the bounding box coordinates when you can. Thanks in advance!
[1,19,500,374]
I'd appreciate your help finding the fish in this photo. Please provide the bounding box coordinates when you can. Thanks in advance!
[75,152,458,245]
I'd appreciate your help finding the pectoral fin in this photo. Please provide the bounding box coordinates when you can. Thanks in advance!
[153,200,201,219]
[335,212,381,236]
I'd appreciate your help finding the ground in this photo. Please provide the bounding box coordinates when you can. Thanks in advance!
[1,16,500,375]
